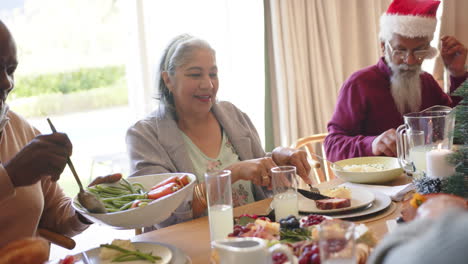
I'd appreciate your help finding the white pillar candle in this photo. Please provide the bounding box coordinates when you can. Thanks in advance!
[425,148,455,179]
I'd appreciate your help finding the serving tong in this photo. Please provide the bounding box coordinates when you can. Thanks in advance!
[47,118,106,214]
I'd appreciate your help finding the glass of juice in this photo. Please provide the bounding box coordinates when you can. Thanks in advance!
[271,166,299,221]
[318,219,356,264]
[205,170,234,243]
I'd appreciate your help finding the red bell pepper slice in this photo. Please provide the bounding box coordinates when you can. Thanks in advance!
[151,176,182,190]
[147,182,180,200]
[131,200,141,208]
[179,175,190,186]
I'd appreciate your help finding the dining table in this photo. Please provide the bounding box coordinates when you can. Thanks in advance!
[132,175,413,264]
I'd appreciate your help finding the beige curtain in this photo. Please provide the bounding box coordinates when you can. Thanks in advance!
[266,0,390,147]
[433,0,468,91]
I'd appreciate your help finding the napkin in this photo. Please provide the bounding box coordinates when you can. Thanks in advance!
[340,182,414,201]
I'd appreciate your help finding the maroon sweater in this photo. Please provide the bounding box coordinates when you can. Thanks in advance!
[325,57,467,162]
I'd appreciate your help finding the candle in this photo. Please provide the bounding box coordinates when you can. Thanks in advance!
[425,145,456,179]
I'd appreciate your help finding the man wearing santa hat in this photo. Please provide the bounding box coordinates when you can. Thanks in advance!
[324,0,467,162]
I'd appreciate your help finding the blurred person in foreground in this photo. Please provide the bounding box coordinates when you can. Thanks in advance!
[325,0,467,162]
[0,20,119,249]
[368,194,468,264]
[126,34,311,228]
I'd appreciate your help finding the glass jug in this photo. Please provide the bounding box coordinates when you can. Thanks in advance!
[396,105,455,177]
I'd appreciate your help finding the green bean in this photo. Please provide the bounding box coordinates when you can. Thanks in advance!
[119,201,134,211]
[100,244,160,262]
[101,194,145,202]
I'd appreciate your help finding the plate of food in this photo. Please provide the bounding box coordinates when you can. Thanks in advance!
[73,173,196,229]
[329,190,392,219]
[331,156,404,184]
[298,187,375,214]
[51,240,177,264]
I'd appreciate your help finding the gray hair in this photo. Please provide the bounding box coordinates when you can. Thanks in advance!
[157,34,215,108]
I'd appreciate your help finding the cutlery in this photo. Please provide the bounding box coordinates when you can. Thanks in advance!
[46,118,107,214]
[81,252,91,264]
[297,188,330,200]
[309,152,345,171]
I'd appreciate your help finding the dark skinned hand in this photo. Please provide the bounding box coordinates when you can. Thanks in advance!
[87,173,122,187]
[5,133,72,187]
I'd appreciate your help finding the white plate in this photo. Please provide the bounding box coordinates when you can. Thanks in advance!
[327,190,392,219]
[87,242,172,264]
[49,242,176,264]
[73,173,196,229]
[298,188,375,214]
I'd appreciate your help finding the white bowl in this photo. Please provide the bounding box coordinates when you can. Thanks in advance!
[331,157,404,184]
[73,173,196,229]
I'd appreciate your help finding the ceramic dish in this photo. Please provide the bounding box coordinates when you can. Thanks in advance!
[332,157,404,184]
[298,188,375,214]
[319,191,391,219]
[73,173,196,229]
[48,241,191,264]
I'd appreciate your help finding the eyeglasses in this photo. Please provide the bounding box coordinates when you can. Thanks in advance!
[386,42,431,62]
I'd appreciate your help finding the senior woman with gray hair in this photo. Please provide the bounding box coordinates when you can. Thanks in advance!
[126,34,311,228]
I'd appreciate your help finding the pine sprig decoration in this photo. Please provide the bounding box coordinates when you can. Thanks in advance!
[414,177,443,194]
[440,80,468,197]
[441,172,468,198]
[452,80,468,145]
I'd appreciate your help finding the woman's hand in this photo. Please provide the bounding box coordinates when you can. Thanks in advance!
[227,157,277,188]
[271,147,312,184]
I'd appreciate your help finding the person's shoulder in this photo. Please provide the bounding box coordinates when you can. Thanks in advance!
[127,107,175,134]
[215,100,242,112]
[347,63,382,84]
[7,110,38,132]
[7,110,29,125]
[214,101,248,119]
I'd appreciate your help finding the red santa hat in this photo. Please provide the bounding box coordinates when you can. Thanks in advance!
[379,0,441,41]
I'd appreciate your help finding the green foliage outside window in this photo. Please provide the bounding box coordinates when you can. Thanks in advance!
[11,65,126,98]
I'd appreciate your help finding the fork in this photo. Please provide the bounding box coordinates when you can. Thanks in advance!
[308,184,321,194]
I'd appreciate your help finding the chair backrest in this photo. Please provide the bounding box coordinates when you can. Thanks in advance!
[292,133,335,184]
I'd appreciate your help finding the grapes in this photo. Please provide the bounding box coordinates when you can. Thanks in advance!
[298,242,321,264]
[279,215,300,229]
[310,253,320,264]
[300,214,327,227]
[272,252,289,264]
[227,224,251,237]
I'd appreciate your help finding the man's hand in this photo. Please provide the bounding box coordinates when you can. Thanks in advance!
[441,36,468,77]
[227,157,277,188]
[271,147,312,184]
[5,133,72,187]
[372,129,397,157]
[88,173,122,187]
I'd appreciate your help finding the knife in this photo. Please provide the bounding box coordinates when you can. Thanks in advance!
[297,188,330,200]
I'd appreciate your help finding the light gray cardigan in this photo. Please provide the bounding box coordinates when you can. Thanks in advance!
[126,101,271,201]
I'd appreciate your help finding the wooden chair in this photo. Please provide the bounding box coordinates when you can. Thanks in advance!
[292,133,335,184]
[38,228,76,250]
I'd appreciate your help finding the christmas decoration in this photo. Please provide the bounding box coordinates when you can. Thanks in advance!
[414,80,468,198]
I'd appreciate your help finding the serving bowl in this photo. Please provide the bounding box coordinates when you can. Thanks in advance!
[331,157,404,184]
[72,173,196,229]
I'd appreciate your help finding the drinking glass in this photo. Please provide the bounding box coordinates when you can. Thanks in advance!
[319,219,356,264]
[271,166,298,221]
[205,170,234,243]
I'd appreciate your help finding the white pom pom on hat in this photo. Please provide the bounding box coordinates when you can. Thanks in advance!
[379,0,441,41]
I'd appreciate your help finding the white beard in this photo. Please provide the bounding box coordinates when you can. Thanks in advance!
[385,51,422,115]
[0,103,9,133]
